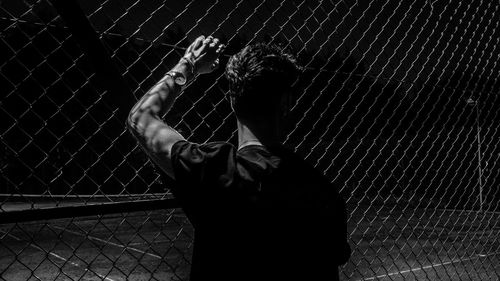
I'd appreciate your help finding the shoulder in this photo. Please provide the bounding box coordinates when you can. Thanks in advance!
[171,140,238,182]
[169,140,255,204]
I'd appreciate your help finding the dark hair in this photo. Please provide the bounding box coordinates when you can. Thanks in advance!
[225,43,300,119]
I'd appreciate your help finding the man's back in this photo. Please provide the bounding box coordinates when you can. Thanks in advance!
[127,38,350,280]
[171,141,350,281]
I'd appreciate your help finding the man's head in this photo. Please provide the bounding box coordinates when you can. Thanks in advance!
[225,43,300,123]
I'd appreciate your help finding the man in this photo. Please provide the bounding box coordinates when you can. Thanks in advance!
[128,35,350,280]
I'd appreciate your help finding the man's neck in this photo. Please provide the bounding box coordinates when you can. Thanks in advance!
[237,122,262,150]
[237,120,279,150]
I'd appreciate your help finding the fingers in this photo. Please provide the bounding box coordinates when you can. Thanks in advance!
[211,58,220,70]
[203,36,213,45]
[210,38,219,47]
[194,35,222,54]
[202,36,223,49]
[187,35,205,53]
[201,36,225,58]
[208,37,225,56]
[195,35,205,45]
[188,35,225,52]
[185,35,225,74]
[195,35,206,48]
[216,44,225,54]
[210,38,225,57]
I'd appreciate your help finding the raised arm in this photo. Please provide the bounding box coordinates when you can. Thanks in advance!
[127,35,223,179]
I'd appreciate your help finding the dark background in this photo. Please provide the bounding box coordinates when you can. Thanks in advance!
[1,0,499,211]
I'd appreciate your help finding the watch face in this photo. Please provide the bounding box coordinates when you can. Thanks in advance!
[175,75,186,85]
[168,71,186,85]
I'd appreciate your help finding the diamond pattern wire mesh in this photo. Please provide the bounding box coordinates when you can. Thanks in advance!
[1,0,499,280]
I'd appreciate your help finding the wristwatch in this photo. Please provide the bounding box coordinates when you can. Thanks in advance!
[167,71,187,86]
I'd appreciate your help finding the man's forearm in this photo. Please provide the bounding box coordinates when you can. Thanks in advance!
[128,59,193,132]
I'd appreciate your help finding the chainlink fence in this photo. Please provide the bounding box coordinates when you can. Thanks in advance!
[1,0,499,280]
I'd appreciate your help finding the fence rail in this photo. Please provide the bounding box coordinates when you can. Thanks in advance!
[1,0,499,280]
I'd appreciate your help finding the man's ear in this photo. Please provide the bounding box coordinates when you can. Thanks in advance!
[229,96,235,112]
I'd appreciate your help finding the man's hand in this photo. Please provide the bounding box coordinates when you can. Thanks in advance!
[183,35,225,75]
